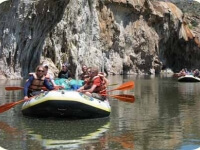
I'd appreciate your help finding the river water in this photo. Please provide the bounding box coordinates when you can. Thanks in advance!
[1,75,200,150]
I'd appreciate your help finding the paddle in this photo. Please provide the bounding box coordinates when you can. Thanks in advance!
[0,97,33,113]
[104,94,135,103]
[107,81,134,92]
[5,86,24,91]
[5,85,62,91]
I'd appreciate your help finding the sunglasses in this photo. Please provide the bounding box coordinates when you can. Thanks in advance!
[37,70,44,72]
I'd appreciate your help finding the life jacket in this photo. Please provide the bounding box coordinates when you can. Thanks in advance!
[28,72,50,81]
[98,72,108,87]
[29,73,45,91]
[86,75,107,94]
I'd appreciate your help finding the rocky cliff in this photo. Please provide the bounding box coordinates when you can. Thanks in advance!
[0,0,199,79]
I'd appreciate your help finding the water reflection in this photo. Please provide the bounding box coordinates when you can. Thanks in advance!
[0,121,19,134]
[0,79,24,105]
[22,118,110,150]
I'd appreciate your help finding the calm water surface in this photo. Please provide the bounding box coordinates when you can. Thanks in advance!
[1,75,200,150]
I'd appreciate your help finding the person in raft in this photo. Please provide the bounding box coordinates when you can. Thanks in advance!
[82,66,92,84]
[29,64,57,88]
[79,64,88,80]
[58,63,72,79]
[77,67,107,100]
[43,65,57,87]
[98,72,109,87]
[24,65,56,100]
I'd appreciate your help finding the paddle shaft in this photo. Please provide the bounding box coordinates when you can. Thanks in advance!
[5,85,62,91]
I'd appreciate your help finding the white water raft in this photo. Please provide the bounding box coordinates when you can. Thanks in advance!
[178,75,200,82]
[22,90,111,119]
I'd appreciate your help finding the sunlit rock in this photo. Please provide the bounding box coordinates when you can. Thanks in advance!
[0,0,199,79]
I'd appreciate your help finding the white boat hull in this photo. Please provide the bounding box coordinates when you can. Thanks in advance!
[178,75,200,82]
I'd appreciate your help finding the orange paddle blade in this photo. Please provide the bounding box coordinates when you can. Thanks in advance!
[107,81,134,92]
[101,94,135,103]
[110,94,135,103]
[5,86,24,91]
[0,99,25,113]
[0,97,33,113]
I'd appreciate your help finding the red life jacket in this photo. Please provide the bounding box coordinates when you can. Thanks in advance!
[86,75,107,94]
[98,72,108,87]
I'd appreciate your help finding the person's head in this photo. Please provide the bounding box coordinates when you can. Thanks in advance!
[62,64,68,71]
[98,72,106,77]
[87,67,92,75]
[43,65,48,76]
[82,65,87,73]
[90,67,98,77]
[35,65,45,78]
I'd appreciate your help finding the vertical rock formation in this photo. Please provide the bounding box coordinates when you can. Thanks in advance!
[0,0,199,79]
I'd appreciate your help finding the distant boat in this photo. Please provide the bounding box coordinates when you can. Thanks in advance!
[193,0,200,3]
[173,73,183,78]
[0,0,8,4]
[178,75,200,82]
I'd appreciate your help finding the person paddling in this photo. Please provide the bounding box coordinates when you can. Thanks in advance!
[77,67,107,100]
[194,69,200,77]
[24,65,55,100]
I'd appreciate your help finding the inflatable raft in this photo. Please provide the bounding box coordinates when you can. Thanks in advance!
[178,75,200,82]
[21,90,111,119]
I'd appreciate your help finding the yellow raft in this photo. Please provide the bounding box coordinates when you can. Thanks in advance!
[21,90,111,119]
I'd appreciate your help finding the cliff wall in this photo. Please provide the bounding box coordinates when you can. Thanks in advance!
[0,0,199,79]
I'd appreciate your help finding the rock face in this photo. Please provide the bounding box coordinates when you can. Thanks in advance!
[0,0,199,79]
